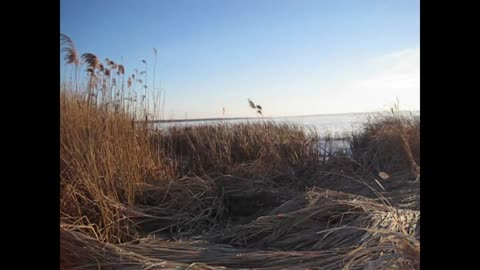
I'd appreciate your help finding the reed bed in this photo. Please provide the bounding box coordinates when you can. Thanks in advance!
[350,111,420,180]
[60,33,419,269]
[153,122,322,178]
[60,93,420,269]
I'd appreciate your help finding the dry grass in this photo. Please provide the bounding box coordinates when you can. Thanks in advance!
[155,122,321,178]
[211,188,419,251]
[60,36,419,268]
[62,204,418,269]
[60,93,173,242]
[60,91,420,269]
[351,112,420,180]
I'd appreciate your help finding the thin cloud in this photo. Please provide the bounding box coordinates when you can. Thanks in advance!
[342,48,420,111]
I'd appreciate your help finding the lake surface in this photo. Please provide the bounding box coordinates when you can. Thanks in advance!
[154,111,419,136]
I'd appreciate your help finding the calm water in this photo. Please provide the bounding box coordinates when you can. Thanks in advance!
[153,111,419,155]
[155,111,419,136]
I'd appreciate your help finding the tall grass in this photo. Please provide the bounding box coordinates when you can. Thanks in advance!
[60,33,419,269]
[60,93,173,242]
[61,91,419,243]
[60,34,80,92]
[156,122,321,178]
[60,94,326,241]
[351,110,420,180]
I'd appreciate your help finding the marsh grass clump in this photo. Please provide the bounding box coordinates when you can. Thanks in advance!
[350,111,420,180]
[60,93,172,242]
[155,121,322,178]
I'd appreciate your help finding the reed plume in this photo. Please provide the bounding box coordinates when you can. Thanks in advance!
[248,99,263,116]
[60,33,80,92]
[248,99,256,109]
[60,34,80,66]
[81,53,101,105]
[117,64,125,76]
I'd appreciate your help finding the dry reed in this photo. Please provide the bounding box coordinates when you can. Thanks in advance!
[60,34,419,269]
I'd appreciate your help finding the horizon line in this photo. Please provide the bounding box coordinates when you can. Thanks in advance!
[148,109,420,123]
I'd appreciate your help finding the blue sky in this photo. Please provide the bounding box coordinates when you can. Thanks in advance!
[60,0,419,119]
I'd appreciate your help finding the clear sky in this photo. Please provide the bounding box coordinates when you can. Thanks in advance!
[60,0,419,119]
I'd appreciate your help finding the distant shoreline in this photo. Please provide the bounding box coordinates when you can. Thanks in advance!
[149,117,256,123]
[146,110,419,123]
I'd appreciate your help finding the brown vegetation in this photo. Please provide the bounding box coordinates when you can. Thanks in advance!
[60,33,419,269]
